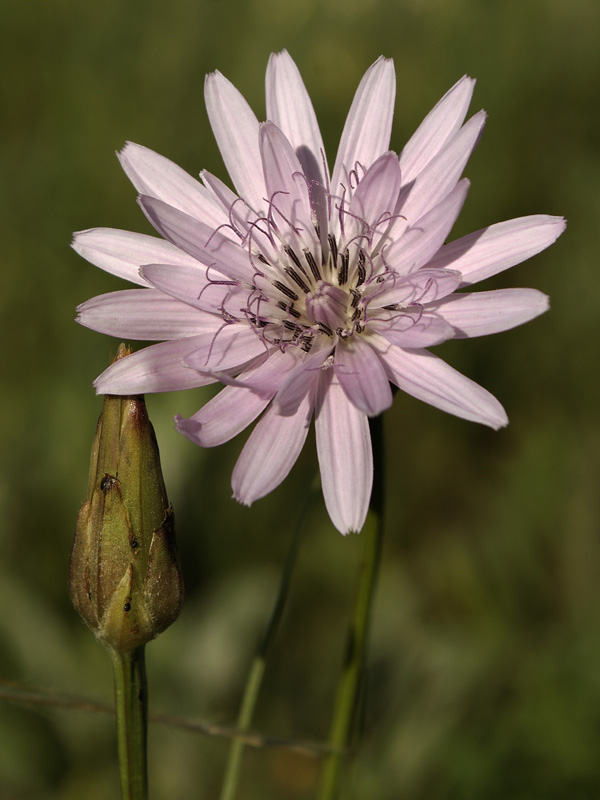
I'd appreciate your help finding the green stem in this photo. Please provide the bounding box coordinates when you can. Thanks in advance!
[317,415,385,800]
[110,645,148,800]
[219,482,317,800]
[218,656,266,800]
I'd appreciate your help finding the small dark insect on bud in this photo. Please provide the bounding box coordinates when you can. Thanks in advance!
[69,344,183,652]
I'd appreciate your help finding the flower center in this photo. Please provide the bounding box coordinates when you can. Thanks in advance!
[237,182,395,352]
[305,281,348,334]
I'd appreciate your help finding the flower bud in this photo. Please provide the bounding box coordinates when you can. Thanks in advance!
[70,344,183,651]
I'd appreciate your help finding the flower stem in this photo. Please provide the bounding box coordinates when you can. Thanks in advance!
[110,645,148,800]
[317,414,385,800]
[219,481,317,800]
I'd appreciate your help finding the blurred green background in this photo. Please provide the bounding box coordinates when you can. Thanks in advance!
[1,0,598,797]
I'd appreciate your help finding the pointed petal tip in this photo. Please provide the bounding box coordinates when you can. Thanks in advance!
[333,513,368,536]
[368,54,396,83]
[340,524,362,536]
[554,215,567,236]
[205,68,222,84]
[457,74,476,88]
[233,490,253,508]
[270,48,292,62]
[259,119,277,136]
[533,214,567,244]
[117,140,131,157]
[71,227,97,249]
[492,409,509,430]
[117,140,145,166]
[93,361,127,395]
[482,396,509,430]
[204,69,226,97]
[174,413,203,442]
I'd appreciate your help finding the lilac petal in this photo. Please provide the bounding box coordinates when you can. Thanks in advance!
[349,152,402,231]
[265,50,327,186]
[201,171,255,233]
[201,170,280,264]
[232,394,313,505]
[399,75,476,184]
[183,324,267,374]
[315,373,373,534]
[77,289,219,339]
[94,337,218,394]
[139,196,253,282]
[274,343,335,416]
[373,267,462,307]
[259,122,315,246]
[118,142,227,229]
[369,310,455,348]
[207,347,298,396]
[204,70,265,212]
[334,337,392,416]
[429,215,567,285]
[331,57,396,195]
[385,179,470,275]
[433,288,549,337]
[398,111,486,224]
[377,341,508,429]
[72,228,200,286]
[140,263,247,316]
[176,384,270,447]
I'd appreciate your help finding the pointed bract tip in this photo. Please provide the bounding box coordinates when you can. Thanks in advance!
[114,343,132,362]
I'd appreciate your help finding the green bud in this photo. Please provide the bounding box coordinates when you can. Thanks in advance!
[70,344,184,652]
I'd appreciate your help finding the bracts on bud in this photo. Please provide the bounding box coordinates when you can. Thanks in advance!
[69,344,183,653]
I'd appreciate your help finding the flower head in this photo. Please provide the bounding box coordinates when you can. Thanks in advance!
[74,51,564,534]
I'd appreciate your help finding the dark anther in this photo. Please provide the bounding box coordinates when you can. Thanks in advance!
[338,250,349,285]
[273,280,299,301]
[357,251,366,286]
[285,245,309,276]
[304,249,321,282]
[301,335,313,352]
[277,300,301,318]
[284,266,310,294]
[328,234,338,266]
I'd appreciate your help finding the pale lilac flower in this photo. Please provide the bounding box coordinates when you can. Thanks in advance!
[74,51,565,534]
